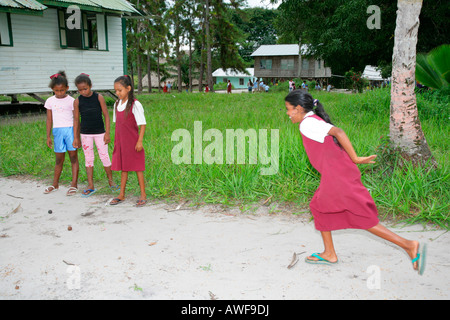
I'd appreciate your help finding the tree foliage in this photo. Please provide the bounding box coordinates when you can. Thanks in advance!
[272,0,449,76]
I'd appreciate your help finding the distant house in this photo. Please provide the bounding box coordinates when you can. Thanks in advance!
[362,65,387,81]
[212,68,254,89]
[251,44,331,80]
[362,65,389,89]
[0,0,140,98]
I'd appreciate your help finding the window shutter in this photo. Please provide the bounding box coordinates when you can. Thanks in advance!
[0,12,13,46]
[96,14,107,51]
[58,10,67,48]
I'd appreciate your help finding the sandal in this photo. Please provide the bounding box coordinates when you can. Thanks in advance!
[109,185,120,192]
[44,186,59,194]
[66,187,78,196]
[136,199,147,207]
[82,189,97,198]
[412,243,427,275]
[109,197,124,205]
[305,253,338,265]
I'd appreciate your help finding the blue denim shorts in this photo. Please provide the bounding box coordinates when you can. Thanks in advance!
[53,127,76,153]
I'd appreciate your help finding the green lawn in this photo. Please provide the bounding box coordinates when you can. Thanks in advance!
[1,88,448,228]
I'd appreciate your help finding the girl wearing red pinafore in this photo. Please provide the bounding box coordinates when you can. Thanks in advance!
[284,90,426,274]
[112,99,145,172]
[110,75,147,207]
[300,113,379,231]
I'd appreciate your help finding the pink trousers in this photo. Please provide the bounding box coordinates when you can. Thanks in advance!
[81,133,112,168]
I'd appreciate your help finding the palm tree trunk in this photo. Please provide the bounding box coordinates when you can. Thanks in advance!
[390,0,434,165]
[205,0,214,92]
[157,48,161,93]
[147,53,152,94]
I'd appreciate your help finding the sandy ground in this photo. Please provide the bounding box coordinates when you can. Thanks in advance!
[0,176,449,300]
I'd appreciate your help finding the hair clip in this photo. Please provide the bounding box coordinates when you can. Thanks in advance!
[81,73,90,77]
[50,73,60,79]
[313,99,319,106]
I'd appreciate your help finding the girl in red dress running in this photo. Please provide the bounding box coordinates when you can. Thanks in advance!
[110,75,147,207]
[284,89,427,275]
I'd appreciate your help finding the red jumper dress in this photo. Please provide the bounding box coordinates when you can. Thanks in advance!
[300,114,379,231]
[111,100,145,172]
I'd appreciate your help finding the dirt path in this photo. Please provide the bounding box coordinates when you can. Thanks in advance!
[0,177,448,300]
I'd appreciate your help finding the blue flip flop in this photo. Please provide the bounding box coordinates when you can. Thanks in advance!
[412,243,427,275]
[109,185,120,192]
[305,253,338,265]
[81,189,97,198]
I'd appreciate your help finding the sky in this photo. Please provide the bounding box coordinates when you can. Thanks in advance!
[243,0,279,9]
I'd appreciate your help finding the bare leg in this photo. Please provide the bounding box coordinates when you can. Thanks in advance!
[136,171,146,201]
[52,152,65,189]
[307,231,338,263]
[117,171,128,200]
[68,150,79,189]
[367,223,419,270]
[104,166,116,187]
[84,166,95,193]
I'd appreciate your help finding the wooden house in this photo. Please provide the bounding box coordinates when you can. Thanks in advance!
[251,44,331,81]
[0,0,139,99]
[212,68,254,89]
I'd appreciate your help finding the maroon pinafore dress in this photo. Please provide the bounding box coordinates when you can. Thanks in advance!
[300,115,379,231]
[111,100,145,172]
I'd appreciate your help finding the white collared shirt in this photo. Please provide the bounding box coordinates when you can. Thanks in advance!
[113,99,146,126]
[299,111,334,143]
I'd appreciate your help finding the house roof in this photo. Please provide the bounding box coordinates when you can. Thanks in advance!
[362,65,385,81]
[0,0,47,11]
[0,0,140,14]
[212,68,254,78]
[39,0,139,14]
[251,44,315,57]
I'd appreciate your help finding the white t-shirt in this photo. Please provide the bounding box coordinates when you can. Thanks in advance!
[113,99,146,126]
[44,95,75,128]
[299,111,334,143]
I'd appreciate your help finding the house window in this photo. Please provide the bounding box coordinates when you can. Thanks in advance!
[58,9,108,50]
[239,78,244,86]
[260,59,272,70]
[281,59,294,70]
[0,12,13,47]
[318,59,321,69]
[302,58,309,70]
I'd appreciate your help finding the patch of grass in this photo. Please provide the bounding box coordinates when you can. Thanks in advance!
[0,88,448,228]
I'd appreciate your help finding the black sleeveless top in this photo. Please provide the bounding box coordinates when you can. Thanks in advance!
[78,92,105,134]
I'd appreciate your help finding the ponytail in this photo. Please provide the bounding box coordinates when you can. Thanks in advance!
[285,89,333,124]
[313,100,333,125]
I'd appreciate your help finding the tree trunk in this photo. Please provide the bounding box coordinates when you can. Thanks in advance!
[389,0,434,165]
[189,35,193,93]
[205,0,214,92]
[199,39,205,92]
[147,53,152,94]
[176,34,182,93]
[198,8,206,92]
[137,54,143,94]
[157,47,161,93]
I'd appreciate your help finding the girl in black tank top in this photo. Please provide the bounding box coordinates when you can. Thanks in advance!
[78,91,105,134]
[73,73,118,197]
